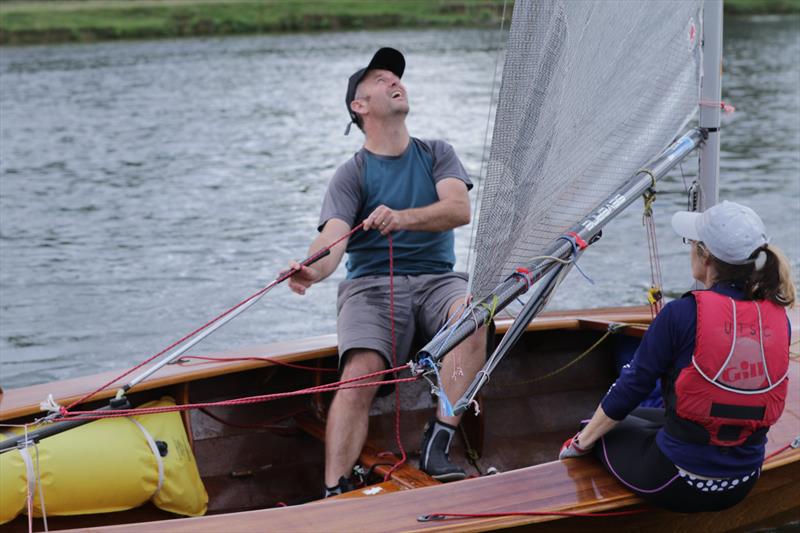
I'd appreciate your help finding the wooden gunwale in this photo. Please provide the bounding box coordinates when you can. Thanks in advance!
[0,306,654,420]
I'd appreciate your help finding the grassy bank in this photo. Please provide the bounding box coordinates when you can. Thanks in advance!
[0,0,510,45]
[1,0,798,46]
[725,0,800,14]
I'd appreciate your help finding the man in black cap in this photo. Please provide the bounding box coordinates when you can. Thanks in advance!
[288,47,486,496]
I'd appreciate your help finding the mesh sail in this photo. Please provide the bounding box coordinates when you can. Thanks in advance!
[469,0,703,298]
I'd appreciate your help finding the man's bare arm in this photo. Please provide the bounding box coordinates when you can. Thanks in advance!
[363,178,470,235]
[288,218,351,295]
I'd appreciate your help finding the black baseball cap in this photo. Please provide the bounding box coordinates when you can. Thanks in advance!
[344,47,405,135]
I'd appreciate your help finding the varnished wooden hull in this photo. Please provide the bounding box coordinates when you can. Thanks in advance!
[2,306,798,532]
[73,450,800,533]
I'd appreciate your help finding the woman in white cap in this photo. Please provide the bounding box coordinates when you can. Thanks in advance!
[558,201,795,512]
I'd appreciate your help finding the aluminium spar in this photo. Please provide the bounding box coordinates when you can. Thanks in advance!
[415,128,706,414]
[0,247,333,453]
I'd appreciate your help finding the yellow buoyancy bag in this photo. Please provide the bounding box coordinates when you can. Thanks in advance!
[0,397,207,524]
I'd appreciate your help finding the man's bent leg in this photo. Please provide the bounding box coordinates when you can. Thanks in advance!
[420,298,487,481]
[439,297,487,426]
[325,349,386,490]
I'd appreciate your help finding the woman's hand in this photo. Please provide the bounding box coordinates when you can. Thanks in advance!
[558,432,594,460]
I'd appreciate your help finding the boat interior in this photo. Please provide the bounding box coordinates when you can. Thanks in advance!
[2,308,652,531]
[3,306,798,532]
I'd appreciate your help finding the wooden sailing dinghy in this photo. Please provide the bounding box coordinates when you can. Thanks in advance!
[2,0,798,531]
[1,306,798,532]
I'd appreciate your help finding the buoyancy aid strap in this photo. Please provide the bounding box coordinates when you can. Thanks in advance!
[755,302,773,389]
[709,402,766,420]
[127,418,165,497]
[664,413,769,445]
[711,297,737,382]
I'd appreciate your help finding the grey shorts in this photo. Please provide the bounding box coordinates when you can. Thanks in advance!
[336,271,469,370]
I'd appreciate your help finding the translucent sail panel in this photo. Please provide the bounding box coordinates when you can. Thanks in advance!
[469,0,703,298]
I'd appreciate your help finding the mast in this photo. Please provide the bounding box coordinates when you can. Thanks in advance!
[698,0,723,210]
[417,129,706,368]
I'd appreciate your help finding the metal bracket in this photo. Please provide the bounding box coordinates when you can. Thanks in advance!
[607,322,625,334]
[687,181,700,212]
[16,438,35,450]
[417,514,446,522]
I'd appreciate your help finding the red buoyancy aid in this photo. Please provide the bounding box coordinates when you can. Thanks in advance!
[671,291,790,447]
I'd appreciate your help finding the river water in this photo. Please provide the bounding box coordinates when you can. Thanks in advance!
[1,19,798,389]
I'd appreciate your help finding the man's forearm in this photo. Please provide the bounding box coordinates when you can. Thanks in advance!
[305,235,343,281]
[401,198,470,232]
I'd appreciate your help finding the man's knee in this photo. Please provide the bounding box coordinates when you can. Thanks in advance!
[334,349,386,409]
[341,349,387,377]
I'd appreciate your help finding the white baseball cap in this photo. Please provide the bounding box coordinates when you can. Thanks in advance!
[671,201,769,265]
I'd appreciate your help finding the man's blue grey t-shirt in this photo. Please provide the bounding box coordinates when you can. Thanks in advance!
[318,138,472,279]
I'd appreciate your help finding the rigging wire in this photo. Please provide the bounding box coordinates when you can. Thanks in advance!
[58,223,362,414]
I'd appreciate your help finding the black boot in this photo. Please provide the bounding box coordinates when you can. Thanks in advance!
[323,475,355,498]
[419,419,466,482]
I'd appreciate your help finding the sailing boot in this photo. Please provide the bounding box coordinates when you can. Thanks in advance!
[323,475,356,498]
[419,419,466,482]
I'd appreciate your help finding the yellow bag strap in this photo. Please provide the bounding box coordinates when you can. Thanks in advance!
[127,418,164,497]
[17,445,36,506]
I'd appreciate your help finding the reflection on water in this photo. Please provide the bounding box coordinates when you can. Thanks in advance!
[1,21,798,388]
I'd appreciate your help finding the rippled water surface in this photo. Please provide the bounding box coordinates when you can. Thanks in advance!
[1,20,798,388]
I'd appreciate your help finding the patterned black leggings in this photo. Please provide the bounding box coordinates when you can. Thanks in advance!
[595,407,759,513]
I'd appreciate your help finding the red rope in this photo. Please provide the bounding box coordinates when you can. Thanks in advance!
[177,355,338,373]
[383,234,408,481]
[764,444,792,462]
[419,508,648,521]
[62,224,363,412]
[58,365,415,421]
